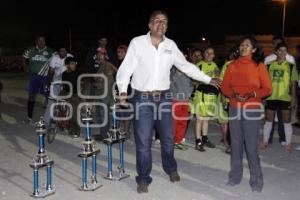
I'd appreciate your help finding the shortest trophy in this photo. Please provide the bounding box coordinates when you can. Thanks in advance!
[78,106,102,191]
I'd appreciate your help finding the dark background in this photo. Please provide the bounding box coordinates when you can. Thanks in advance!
[1,0,299,57]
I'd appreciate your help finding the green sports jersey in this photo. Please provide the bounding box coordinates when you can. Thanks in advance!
[220,60,232,80]
[196,60,219,78]
[219,60,232,103]
[23,46,53,76]
[267,60,298,101]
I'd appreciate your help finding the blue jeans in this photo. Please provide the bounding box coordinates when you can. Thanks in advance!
[133,90,177,184]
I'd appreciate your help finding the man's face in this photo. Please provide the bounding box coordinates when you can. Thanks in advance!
[148,14,168,37]
[98,38,108,47]
[68,61,77,71]
[117,49,126,60]
[191,51,202,64]
[58,48,67,58]
[36,37,46,49]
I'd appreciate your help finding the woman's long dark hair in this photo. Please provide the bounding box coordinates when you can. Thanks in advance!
[240,35,265,64]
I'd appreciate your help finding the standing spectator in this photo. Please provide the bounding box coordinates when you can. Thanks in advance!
[115,45,128,68]
[43,47,73,129]
[116,10,220,193]
[115,45,132,135]
[84,37,114,98]
[221,36,272,192]
[265,36,296,145]
[265,36,295,65]
[191,47,219,152]
[170,67,193,150]
[261,43,297,153]
[93,47,117,141]
[23,36,53,124]
[61,57,82,137]
[85,36,114,73]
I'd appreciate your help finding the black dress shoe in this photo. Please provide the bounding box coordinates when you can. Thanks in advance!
[137,182,148,193]
[169,171,180,182]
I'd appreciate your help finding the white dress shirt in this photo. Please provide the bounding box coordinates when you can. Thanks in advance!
[116,32,211,93]
[49,53,73,82]
[264,53,296,65]
[49,53,73,96]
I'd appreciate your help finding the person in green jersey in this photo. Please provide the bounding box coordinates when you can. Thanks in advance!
[262,43,298,153]
[191,47,219,151]
[218,46,239,154]
[23,36,53,123]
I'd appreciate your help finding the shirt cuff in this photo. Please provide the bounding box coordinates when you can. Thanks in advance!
[202,76,212,84]
[118,85,128,94]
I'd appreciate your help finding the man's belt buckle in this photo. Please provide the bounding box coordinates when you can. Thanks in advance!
[149,91,162,96]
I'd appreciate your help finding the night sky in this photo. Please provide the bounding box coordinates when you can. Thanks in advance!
[1,0,300,54]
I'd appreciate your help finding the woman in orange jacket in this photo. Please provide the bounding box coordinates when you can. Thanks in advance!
[221,36,272,192]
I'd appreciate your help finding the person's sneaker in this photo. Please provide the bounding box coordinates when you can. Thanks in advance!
[195,141,205,152]
[175,143,188,151]
[137,182,148,193]
[72,133,80,139]
[203,140,216,148]
[169,171,180,182]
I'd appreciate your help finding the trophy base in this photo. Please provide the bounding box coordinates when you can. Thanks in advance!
[31,187,55,198]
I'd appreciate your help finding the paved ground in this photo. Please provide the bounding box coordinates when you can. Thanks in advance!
[0,72,300,200]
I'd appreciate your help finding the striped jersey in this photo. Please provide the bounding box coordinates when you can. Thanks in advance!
[23,46,53,76]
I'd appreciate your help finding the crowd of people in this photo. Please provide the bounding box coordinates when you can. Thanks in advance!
[21,10,300,194]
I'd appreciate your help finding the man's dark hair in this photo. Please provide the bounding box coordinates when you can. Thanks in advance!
[275,42,287,51]
[65,57,77,65]
[273,35,285,43]
[149,10,168,22]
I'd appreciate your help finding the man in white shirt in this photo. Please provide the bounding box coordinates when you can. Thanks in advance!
[116,10,221,193]
[47,47,73,96]
[265,36,295,65]
[44,47,73,129]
